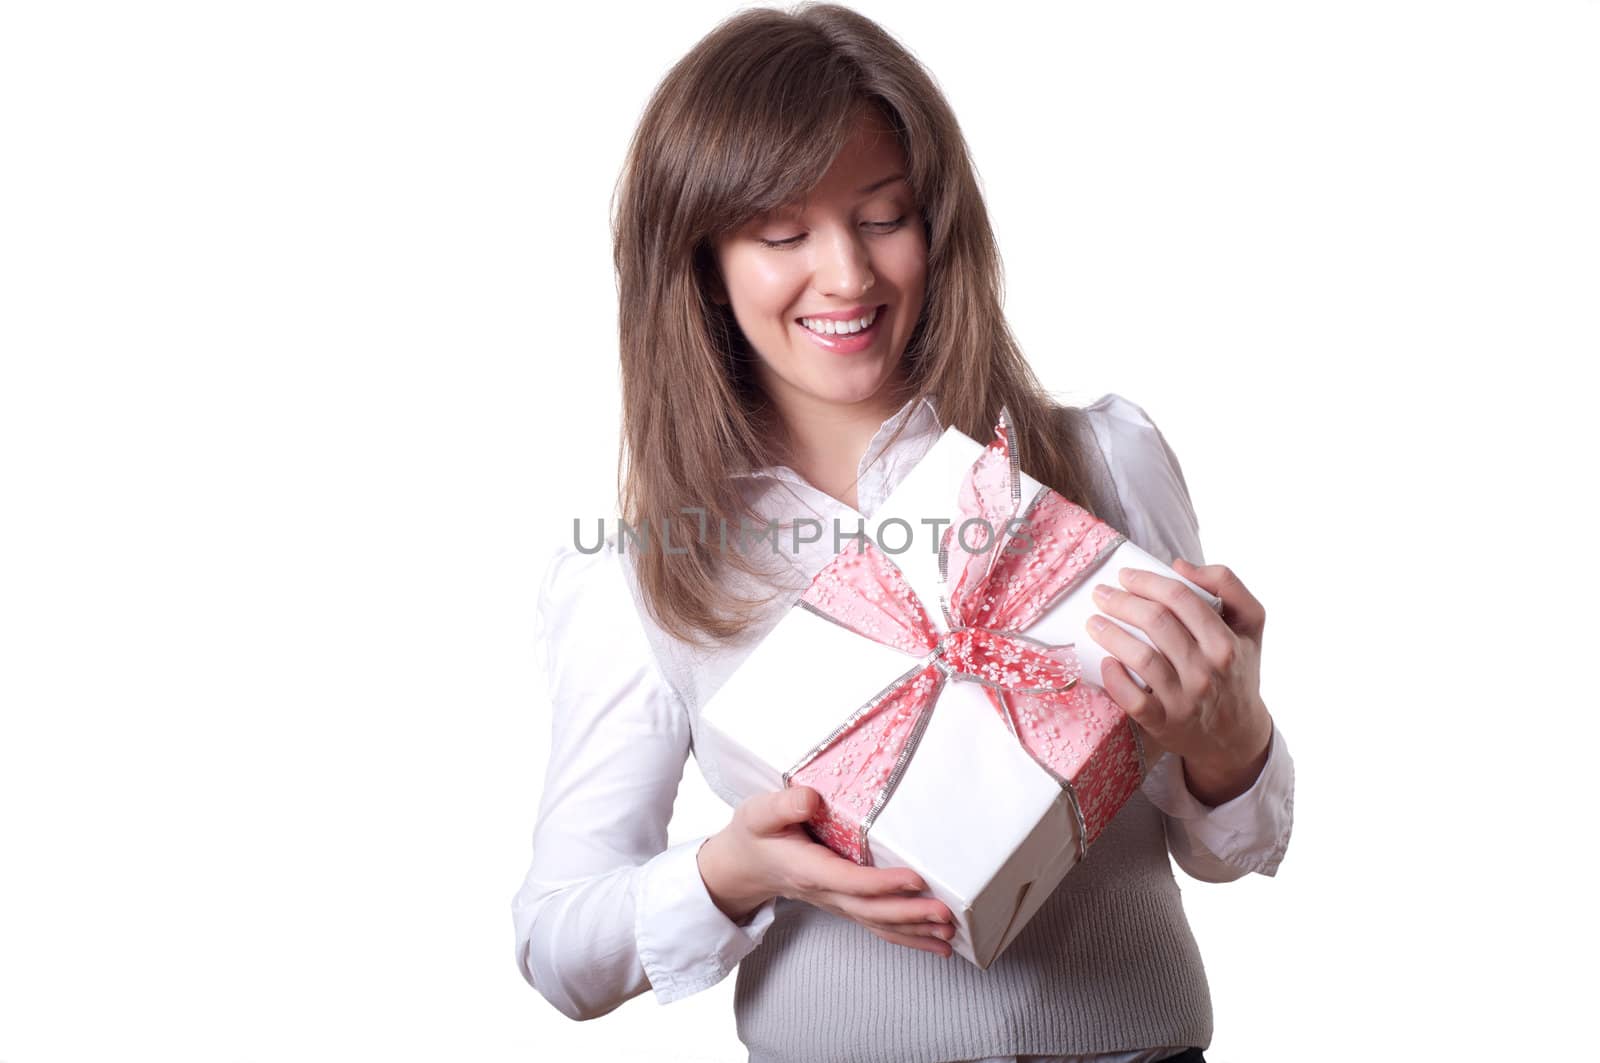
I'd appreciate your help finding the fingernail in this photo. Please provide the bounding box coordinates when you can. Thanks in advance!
[1088,614,1107,631]
[1092,584,1111,603]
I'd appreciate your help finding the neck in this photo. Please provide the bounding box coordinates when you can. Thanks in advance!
[767,382,910,507]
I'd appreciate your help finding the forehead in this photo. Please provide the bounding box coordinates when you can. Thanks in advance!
[726,105,912,233]
[810,109,908,196]
[759,171,907,218]
[760,165,909,228]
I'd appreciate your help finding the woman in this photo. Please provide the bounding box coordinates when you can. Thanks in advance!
[512,5,1294,1061]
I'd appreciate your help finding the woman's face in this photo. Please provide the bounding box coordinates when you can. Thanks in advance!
[712,107,927,418]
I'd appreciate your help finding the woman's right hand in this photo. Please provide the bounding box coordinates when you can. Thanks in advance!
[696,785,957,957]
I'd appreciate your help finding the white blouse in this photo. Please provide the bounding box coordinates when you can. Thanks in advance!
[512,392,1295,1063]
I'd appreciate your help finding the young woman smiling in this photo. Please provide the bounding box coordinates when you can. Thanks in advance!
[513,6,1293,1062]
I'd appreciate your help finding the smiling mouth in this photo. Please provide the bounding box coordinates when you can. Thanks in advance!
[794,304,885,336]
[793,304,889,355]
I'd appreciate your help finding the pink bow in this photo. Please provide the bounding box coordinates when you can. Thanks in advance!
[785,407,1147,866]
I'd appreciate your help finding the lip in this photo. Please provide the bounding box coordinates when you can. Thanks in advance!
[795,303,887,355]
[795,304,879,323]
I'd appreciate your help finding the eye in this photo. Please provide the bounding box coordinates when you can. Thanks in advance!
[758,215,908,250]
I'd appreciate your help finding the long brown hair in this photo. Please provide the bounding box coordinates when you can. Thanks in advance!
[612,2,1106,647]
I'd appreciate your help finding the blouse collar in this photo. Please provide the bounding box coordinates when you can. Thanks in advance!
[723,392,945,585]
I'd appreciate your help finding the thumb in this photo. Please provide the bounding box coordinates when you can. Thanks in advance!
[783,786,817,821]
[741,786,818,836]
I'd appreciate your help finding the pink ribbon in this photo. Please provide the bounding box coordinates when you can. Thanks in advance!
[783,407,1147,866]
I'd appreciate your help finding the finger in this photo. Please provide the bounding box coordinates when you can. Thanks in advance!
[1163,560,1261,673]
[1101,570,1208,684]
[1099,655,1167,733]
[1128,715,1171,762]
[859,917,953,941]
[1172,558,1266,641]
[1108,567,1221,693]
[1119,565,1230,653]
[867,925,953,956]
[1086,596,1180,719]
[789,844,927,898]
[822,890,953,927]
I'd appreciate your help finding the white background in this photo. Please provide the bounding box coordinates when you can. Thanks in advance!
[2,2,1596,1060]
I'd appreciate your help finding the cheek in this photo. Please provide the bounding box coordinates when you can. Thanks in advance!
[726,255,806,318]
[876,230,928,289]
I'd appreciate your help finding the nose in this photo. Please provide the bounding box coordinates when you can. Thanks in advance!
[814,225,876,300]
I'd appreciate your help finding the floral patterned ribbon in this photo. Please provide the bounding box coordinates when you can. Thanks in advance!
[782,407,1147,866]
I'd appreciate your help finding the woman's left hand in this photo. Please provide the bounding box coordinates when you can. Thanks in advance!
[1085,557,1275,808]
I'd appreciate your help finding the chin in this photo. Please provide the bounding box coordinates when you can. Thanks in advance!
[808,362,898,402]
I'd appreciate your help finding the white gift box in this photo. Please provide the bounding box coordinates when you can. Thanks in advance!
[699,422,1222,968]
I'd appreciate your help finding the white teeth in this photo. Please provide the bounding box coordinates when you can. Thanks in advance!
[800,306,879,336]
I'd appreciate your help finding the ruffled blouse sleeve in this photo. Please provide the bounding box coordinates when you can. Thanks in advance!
[510,542,777,1020]
[1080,393,1296,883]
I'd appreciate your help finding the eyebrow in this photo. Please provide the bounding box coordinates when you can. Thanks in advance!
[857,173,907,195]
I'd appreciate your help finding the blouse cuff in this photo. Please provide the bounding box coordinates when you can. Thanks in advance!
[634,834,778,1005]
[1144,719,1294,877]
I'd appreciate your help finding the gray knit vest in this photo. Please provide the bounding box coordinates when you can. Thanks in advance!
[620,407,1213,1063]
